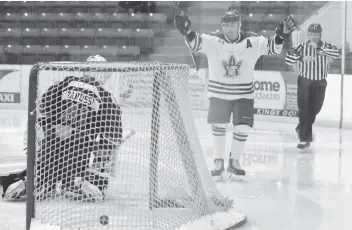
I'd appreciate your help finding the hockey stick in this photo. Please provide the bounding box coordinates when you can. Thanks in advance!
[95,129,136,148]
[86,129,136,179]
[173,1,199,71]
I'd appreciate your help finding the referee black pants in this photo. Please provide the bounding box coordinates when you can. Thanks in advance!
[296,77,327,142]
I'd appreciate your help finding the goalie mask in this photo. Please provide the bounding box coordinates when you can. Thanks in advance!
[85,55,111,85]
[221,10,241,41]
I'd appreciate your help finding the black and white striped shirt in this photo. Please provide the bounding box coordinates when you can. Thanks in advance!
[285,41,339,81]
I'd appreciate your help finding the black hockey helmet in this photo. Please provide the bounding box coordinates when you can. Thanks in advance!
[308,23,322,33]
[221,10,241,23]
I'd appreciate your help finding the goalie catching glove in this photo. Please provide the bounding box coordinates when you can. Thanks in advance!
[275,15,297,39]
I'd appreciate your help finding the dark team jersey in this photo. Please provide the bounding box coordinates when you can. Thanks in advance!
[38,76,123,147]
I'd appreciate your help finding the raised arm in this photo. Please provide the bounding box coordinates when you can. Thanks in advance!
[258,15,297,57]
[174,12,216,54]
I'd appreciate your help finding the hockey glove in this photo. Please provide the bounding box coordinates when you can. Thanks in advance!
[276,15,297,39]
[174,12,191,36]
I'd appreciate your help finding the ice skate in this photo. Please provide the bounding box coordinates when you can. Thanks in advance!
[211,159,225,182]
[297,142,310,152]
[227,159,245,180]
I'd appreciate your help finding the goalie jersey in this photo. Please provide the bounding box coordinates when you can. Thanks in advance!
[38,76,123,148]
[190,31,283,100]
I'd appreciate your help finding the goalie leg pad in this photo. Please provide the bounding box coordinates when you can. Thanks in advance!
[1,169,26,199]
[1,173,26,200]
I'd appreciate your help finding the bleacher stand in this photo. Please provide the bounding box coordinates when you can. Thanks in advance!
[0,1,166,63]
[0,0,344,74]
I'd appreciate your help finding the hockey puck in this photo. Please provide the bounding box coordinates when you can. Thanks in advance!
[100,215,109,225]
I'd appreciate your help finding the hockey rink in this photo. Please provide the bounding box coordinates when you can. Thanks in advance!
[1,110,352,230]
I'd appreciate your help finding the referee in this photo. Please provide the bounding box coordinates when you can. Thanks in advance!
[285,23,339,150]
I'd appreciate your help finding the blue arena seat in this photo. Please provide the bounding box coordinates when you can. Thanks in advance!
[110,28,133,46]
[20,13,37,28]
[21,28,41,45]
[143,13,167,31]
[33,1,52,14]
[18,1,35,13]
[94,28,114,46]
[20,45,43,64]
[2,13,20,28]
[5,44,23,63]
[133,29,154,48]
[3,28,22,45]
[37,13,57,28]
[128,13,146,29]
[56,13,74,28]
[39,45,62,62]
[98,45,120,61]
[51,1,70,13]
[61,45,81,59]
[58,28,78,45]
[92,13,111,28]
[4,44,23,53]
[104,2,119,14]
[69,1,87,14]
[39,28,60,45]
[74,13,93,28]
[117,46,140,61]
[75,28,96,45]
[86,2,105,14]
[0,45,5,62]
[110,13,129,29]
[4,2,22,13]
[244,14,265,24]
[76,45,99,61]
[0,29,5,44]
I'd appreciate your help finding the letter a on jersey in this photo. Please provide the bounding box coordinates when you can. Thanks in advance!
[246,39,252,48]
[222,55,243,78]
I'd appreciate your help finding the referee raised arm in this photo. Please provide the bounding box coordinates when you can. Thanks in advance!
[285,23,339,150]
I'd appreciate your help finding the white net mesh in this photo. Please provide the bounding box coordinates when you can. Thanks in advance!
[27,61,245,230]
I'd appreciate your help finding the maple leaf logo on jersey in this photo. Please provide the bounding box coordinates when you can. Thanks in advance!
[222,55,243,78]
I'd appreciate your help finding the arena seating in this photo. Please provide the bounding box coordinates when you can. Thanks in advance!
[0,1,166,63]
[0,1,342,74]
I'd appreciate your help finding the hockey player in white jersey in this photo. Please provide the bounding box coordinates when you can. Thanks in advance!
[175,9,296,181]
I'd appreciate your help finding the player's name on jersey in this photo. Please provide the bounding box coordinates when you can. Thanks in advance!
[0,92,20,103]
[62,90,100,111]
[254,108,298,117]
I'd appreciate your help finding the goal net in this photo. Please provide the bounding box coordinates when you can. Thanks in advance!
[26,61,246,230]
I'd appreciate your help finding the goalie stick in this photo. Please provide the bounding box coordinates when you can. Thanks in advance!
[86,129,136,179]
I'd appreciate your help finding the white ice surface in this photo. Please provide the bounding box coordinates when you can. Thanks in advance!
[1,110,352,230]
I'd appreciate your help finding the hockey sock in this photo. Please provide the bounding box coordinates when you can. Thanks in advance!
[230,124,250,160]
[212,124,227,159]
